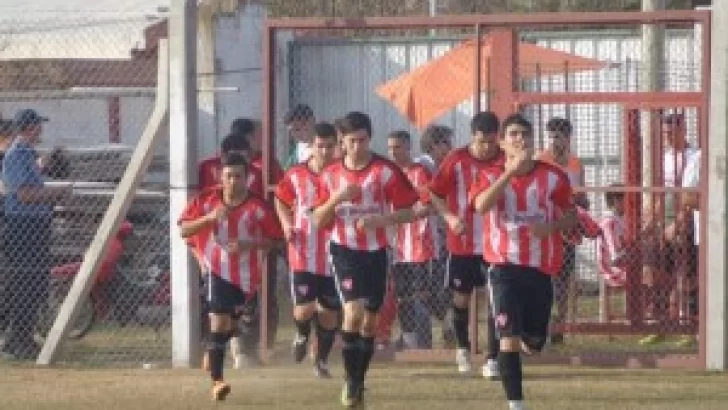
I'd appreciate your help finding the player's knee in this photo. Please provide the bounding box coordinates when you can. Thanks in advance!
[316,309,339,330]
[293,303,316,321]
[522,334,547,353]
[361,312,378,336]
[452,291,471,308]
[209,313,232,333]
[499,336,521,352]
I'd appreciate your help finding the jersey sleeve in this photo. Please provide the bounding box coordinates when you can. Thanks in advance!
[384,165,419,210]
[428,152,457,199]
[551,169,575,210]
[274,171,296,208]
[260,203,284,240]
[177,194,204,225]
[467,167,498,209]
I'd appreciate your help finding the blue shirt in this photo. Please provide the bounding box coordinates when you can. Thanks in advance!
[1,140,52,216]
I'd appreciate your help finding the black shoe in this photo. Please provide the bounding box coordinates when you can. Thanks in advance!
[292,335,308,363]
[313,360,332,379]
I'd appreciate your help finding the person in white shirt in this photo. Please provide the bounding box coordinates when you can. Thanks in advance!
[284,104,315,168]
[640,113,700,348]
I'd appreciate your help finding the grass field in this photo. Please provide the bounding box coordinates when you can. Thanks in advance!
[1,360,727,410]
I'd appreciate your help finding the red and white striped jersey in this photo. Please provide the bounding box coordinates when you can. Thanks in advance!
[178,188,284,294]
[429,147,504,256]
[597,213,627,287]
[393,163,434,263]
[468,161,574,275]
[315,154,419,251]
[275,162,330,275]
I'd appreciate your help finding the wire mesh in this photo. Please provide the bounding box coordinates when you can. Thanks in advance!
[1,14,169,367]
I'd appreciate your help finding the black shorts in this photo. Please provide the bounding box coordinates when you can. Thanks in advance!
[488,264,554,351]
[290,271,341,310]
[391,262,430,302]
[205,274,247,317]
[445,253,487,293]
[329,242,388,313]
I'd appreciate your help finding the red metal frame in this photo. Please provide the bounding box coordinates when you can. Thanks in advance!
[262,10,711,370]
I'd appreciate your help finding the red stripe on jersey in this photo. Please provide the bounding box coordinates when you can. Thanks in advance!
[315,154,419,251]
[394,163,434,263]
[178,188,283,293]
[470,161,573,275]
[275,162,330,275]
[429,147,504,255]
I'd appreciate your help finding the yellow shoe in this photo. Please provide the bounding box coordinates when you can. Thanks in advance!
[674,335,697,348]
[638,334,666,346]
[211,381,231,401]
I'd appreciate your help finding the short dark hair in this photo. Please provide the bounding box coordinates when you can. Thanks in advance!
[421,124,453,153]
[546,117,573,137]
[221,151,248,170]
[284,104,314,124]
[388,130,411,143]
[501,113,533,135]
[220,133,251,154]
[605,183,625,208]
[337,111,372,138]
[230,118,257,137]
[314,122,337,139]
[471,111,499,135]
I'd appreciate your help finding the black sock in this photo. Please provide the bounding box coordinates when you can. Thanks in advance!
[294,318,312,340]
[208,332,229,381]
[498,351,523,401]
[341,331,361,383]
[357,336,375,383]
[486,315,499,360]
[452,306,470,350]
[316,325,336,363]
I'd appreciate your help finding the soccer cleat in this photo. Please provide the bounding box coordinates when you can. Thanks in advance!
[292,335,309,363]
[455,348,472,373]
[211,381,231,401]
[481,358,500,380]
[340,382,362,408]
[508,400,528,410]
[638,334,666,346]
[313,360,332,379]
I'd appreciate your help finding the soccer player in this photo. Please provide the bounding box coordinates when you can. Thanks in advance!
[385,130,435,348]
[309,111,422,407]
[179,152,284,401]
[427,111,502,377]
[274,122,340,378]
[470,113,577,410]
[536,117,586,344]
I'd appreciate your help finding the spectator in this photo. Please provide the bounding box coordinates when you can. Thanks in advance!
[640,113,700,347]
[597,185,628,288]
[1,109,69,360]
[536,117,585,345]
[284,104,315,168]
[416,124,453,173]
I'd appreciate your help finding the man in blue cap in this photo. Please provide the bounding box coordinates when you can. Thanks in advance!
[1,109,69,360]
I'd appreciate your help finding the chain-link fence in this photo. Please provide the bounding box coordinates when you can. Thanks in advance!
[264,11,708,368]
[1,13,169,367]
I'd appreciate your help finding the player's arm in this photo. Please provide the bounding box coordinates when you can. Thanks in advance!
[178,197,222,239]
[360,166,421,229]
[532,173,578,236]
[310,182,357,227]
[472,169,513,214]
[273,176,296,240]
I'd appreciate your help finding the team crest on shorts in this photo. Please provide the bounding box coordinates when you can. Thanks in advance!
[453,278,461,287]
[496,313,508,329]
[342,278,353,291]
[297,285,309,295]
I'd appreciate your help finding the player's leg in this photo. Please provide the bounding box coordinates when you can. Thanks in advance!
[290,272,319,363]
[446,254,477,372]
[313,275,341,378]
[330,243,366,407]
[357,248,389,396]
[392,263,417,348]
[489,265,527,410]
[206,275,245,401]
